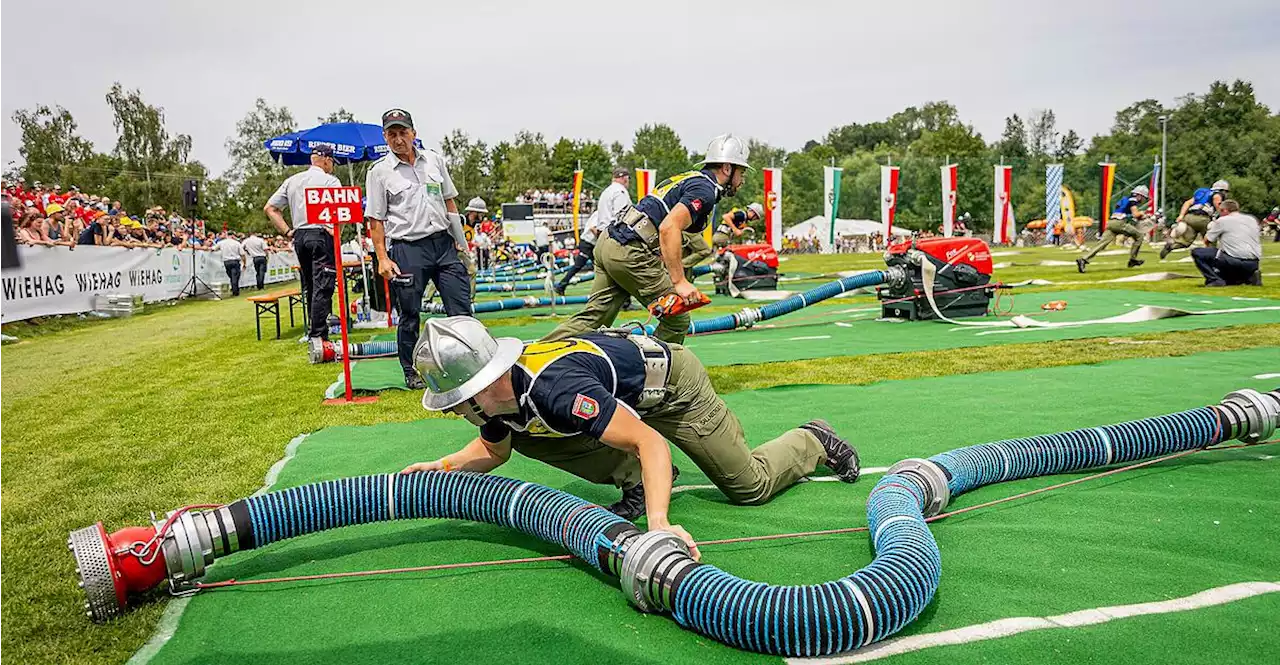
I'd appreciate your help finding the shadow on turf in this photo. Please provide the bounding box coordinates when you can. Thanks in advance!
[200,520,614,585]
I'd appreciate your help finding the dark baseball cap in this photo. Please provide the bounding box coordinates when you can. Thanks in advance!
[311,144,335,157]
[382,108,414,130]
[613,167,630,178]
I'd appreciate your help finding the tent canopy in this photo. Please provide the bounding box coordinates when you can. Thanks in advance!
[784,216,911,247]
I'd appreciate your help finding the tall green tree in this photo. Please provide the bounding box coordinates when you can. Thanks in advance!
[621,124,691,181]
[317,107,358,125]
[9,105,96,186]
[994,114,1029,160]
[493,131,551,201]
[440,129,494,205]
[101,83,206,213]
[221,98,298,230]
[1027,109,1058,159]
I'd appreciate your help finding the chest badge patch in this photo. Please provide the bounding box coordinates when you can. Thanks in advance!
[572,394,600,420]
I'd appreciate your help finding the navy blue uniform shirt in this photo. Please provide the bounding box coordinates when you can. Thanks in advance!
[479,334,668,442]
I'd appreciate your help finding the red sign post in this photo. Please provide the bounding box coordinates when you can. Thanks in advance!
[304,186,376,405]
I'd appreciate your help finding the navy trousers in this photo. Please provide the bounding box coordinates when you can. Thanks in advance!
[390,232,472,374]
[1191,247,1260,286]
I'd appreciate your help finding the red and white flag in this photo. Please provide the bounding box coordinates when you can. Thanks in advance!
[993,165,1016,244]
[940,163,958,237]
[635,169,657,199]
[763,167,782,251]
[881,166,900,239]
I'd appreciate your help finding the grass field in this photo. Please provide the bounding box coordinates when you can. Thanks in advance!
[2,245,1278,664]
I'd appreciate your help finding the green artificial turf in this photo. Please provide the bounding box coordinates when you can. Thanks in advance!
[3,246,1278,665]
[340,288,1280,394]
[144,348,1280,664]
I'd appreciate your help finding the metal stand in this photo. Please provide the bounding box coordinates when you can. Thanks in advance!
[178,220,219,300]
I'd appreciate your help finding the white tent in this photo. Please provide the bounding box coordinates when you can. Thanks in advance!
[784,216,911,250]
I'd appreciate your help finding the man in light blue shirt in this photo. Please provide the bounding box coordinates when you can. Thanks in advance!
[265,145,342,340]
[365,108,471,389]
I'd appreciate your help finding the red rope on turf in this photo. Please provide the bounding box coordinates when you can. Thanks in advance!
[191,440,1273,591]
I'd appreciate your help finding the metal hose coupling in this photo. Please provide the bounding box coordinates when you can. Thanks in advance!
[1216,388,1280,444]
[883,265,909,291]
[618,530,699,613]
[68,506,243,622]
[308,337,334,364]
[886,458,951,517]
[733,307,763,328]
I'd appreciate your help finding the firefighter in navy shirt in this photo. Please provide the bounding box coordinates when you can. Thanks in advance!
[714,202,763,251]
[543,135,751,344]
[1078,184,1151,272]
[400,317,862,554]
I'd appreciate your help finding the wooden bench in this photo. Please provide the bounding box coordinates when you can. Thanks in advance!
[248,288,303,340]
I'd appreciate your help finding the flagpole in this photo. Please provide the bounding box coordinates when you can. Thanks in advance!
[1158,115,1169,219]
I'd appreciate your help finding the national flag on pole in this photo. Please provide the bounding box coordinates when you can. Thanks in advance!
[993,165,1015,244]
[940,163,958,237]
[881,165,899,240]
[570,169,583,243]
[1044,164,1064,245]
[824,166,843,250]
[635,169,657,199]
[1097,162,1116,232]
[764,167,782,251]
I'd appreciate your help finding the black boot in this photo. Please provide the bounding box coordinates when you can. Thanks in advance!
[1127,258,1145,268]
[800,420,861,483]
[404,372,426,390]
[1076,257,1088,273]
[606,466,679,521]
[1159,243,1173,259]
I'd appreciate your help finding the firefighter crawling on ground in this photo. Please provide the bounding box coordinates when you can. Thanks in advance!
[400,316,863,555]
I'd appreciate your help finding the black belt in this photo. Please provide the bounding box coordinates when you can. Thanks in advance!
[391,231,448,245]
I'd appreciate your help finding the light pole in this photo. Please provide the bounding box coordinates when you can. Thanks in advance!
[1158,115,1169,219]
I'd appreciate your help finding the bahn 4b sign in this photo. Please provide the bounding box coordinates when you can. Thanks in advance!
[304,186,363,225]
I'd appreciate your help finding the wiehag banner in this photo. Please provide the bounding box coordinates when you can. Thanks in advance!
[1,246,299,323]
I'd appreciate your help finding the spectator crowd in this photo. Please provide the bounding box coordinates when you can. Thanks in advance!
[514,188,596,214]
[4,179,293,253]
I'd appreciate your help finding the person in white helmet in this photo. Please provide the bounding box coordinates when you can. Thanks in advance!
[401,316,862,551]
[1077,184,1152,272]
[543,134,751,344]
[713,202,763,251]
[1162,179,1229,259]
[463,197,492,270]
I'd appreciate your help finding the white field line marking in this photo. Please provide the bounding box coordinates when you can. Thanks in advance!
[788,581,1280,665]
[710,334,832,347]
[1253,373,1280,380]
[672,467,890,495]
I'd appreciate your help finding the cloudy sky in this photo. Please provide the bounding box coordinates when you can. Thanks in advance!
[3,0,1277,177]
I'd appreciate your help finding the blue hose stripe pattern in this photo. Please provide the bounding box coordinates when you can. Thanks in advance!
[477,266,572,283]
[670,474,939,655]
[930,407,1222,496]
[242,472,628,572]
[231,403,1234,658]
[681,270,887,335]
[351,340,398,357]
[476,282,560,293]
